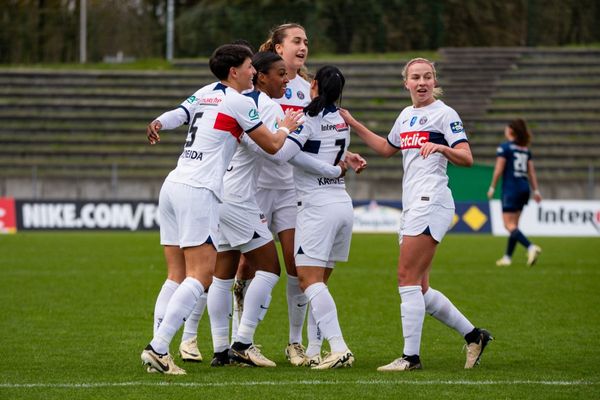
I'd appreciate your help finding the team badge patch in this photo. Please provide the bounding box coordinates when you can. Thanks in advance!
[297,91,305,100]
[186,95,196,104]
[248,108,259,121]
[419,116,428,125]
[285,88,292,99]
[450,121,464,133]
[410,116,417,127]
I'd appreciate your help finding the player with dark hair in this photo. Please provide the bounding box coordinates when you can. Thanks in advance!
[488,118,542,267]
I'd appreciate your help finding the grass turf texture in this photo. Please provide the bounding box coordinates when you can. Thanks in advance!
[0,232,598,399]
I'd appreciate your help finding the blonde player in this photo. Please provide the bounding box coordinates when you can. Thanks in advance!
[340,58,492,371]
[140,44,301,375]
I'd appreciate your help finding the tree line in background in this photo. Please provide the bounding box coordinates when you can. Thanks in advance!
[1,0,599,63]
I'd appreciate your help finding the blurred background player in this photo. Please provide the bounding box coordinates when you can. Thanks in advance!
[340,58,492,371]
[140,44,301,375]
[487,118,542,267]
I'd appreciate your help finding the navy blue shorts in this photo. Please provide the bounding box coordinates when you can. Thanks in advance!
[502,190,530,212]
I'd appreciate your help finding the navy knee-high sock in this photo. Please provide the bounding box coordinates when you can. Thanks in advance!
[507,229,531,256]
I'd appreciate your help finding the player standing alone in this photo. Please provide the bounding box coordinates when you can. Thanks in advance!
[488,118,542,267]
[341,58,492,371]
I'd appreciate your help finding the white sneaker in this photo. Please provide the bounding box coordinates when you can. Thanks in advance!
[141,345,186,375]
[496,256,511,267]
[527,245,541,266]
[285,343,307,366]
[377,356,422,372]
[229,344,276,367]
[179,337,202,362]
[311,349,354,370]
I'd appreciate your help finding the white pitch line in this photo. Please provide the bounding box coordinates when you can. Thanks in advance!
[0,379,597,389]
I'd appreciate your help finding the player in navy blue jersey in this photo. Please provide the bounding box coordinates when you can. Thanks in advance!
[487,118,542,267]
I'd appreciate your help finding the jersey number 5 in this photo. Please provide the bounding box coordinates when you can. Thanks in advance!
[185,112,204,148]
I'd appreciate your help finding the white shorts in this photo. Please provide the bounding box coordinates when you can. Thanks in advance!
[159,180,219,248]
[255,188,296,234]
[218,201,273,253]
[398,204,454,244]
[294,201,353,267]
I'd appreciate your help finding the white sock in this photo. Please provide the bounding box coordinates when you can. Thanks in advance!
[287,274,307,344]
[424,287,474,336]
[182,291,207,341]
[150,277,204,354]
[153,279,179,335]
[231,278,252,343]
[305,304,322,357]
[207,277,233,353]
[237,271,279,344]
[305,282,347,353]
[399,285,425,356]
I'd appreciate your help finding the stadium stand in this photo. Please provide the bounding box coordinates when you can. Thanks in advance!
[0,48,598,199]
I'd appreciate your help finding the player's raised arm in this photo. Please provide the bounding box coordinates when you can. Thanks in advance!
[248,108,303,154]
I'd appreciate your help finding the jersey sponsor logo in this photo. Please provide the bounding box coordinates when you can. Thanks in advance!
[186,95,196,104]
[200,96,222,106]
[321,122,349,132]
[400,131,429,149]
[450,121,464,133]
[284,88,292,99]
[419,116,428,125]
[248,108,259,121]
[297,90,305,100]
[410,116,418,127]
[214,112,243,141]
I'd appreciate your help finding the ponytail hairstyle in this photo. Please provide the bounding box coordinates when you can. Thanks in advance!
[401,57,444,98]
[259,22,310,81]
[304,65,345,117]
[251,51,284,86]
[508,118,532,147]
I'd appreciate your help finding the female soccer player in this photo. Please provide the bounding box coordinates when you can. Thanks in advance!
[487,118,542,267]
[340,58,492,371]
[140,44,301,375]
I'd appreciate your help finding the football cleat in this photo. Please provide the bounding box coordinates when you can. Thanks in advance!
[305,354,321,367]
[495,256,512,267]
[229,343,276,367]
[311,349,354,370]
[527,245,542,267]
[465,328,494,368]
[210,349,231,367]
[285,343,308,366]
[141,345,186,375]
[179,337,202,362]
[377,356,422,372]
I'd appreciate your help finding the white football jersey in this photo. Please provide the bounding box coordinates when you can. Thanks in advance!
[387,100,468,210]
[289,105,351,206]
[223,91,282,205]
[257,75,311,190]
[165,83,263,201]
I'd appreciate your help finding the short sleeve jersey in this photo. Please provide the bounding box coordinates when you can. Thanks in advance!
[387,100,468,210]
[257,75,311,190]
[222,91,282,205]
[496,141,532,194]
[165,83,263,202]
[288,104,351,206]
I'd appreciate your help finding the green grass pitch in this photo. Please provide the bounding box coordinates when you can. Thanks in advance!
[1,232,599,399]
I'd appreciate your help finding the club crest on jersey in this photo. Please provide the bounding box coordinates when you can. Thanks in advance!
[410,116,418,127]
[400,131,429,149]
[248,108,259,121]
[450,121,464,133]
[297,90,305,100]
[419,116,428,125]
[285,88,292,99]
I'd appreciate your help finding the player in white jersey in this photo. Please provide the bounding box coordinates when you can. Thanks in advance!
[340,58,492,371]
[140,44,302,375]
